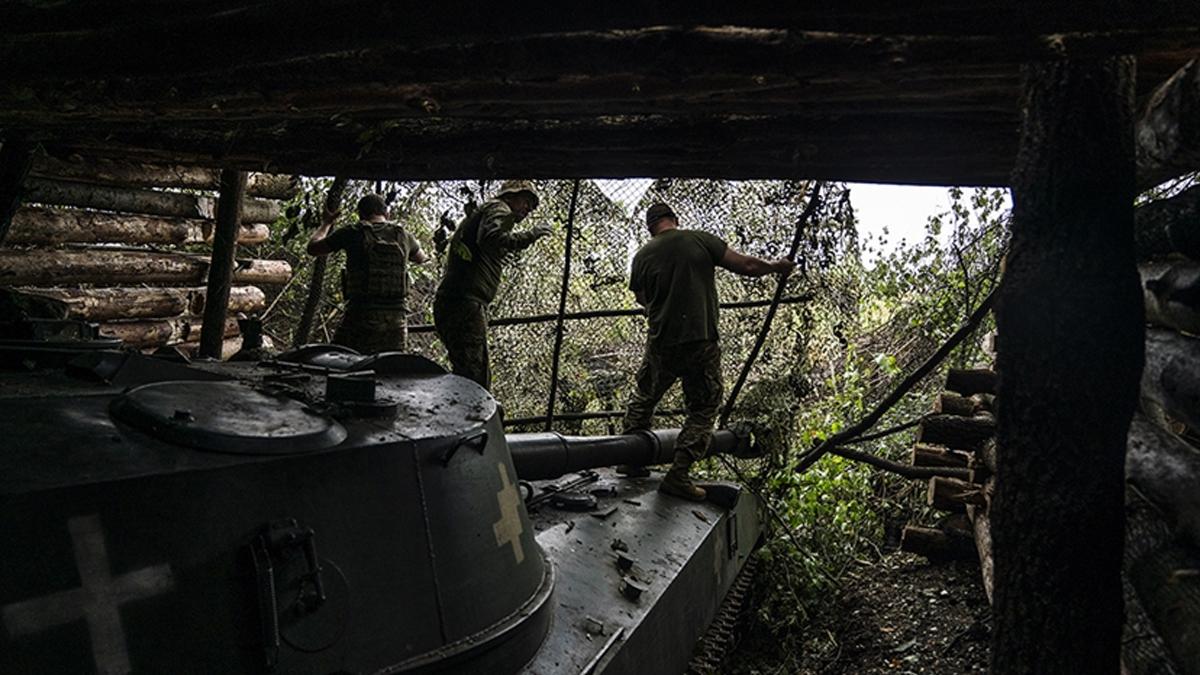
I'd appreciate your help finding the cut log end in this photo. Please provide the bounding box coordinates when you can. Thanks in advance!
[927,476,987,512]
[900,524,978,561]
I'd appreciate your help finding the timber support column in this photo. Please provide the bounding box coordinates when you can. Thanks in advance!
[0,139,34,244]
[198,169,247,359]
[991,58,1143,673]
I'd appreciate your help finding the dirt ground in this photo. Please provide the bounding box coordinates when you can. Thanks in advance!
[733,552,992,674]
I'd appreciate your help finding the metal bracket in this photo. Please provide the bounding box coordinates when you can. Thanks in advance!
[440,430,488,466]
[249,519,327,671]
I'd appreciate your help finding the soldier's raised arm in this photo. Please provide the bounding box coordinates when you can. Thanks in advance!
[477,201,551,252]
[717,247,796,277]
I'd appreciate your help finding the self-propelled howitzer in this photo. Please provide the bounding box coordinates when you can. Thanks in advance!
[0,340,763,674]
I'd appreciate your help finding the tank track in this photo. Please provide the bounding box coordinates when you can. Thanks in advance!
[686,554,759,675]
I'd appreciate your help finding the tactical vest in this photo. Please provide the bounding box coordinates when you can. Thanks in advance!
[342,221,408,305]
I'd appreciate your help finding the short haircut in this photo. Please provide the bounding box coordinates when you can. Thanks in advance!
[356,194,388,218]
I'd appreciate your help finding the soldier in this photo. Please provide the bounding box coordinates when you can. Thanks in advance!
[434,180,552,389]
[622,203,796,501]
[307,193,428,353]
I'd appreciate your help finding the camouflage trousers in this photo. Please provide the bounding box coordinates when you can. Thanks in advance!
[622,340,723,474]
[333,304,407,354]
[433,295,490,389]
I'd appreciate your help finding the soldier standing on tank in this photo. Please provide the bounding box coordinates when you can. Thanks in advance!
[307,193,428,353]
[621,203,796,501]
[434,180,551,389]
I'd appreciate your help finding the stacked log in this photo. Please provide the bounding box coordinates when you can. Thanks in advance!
[898,366,997,604]
[0,249,290,286]
[6,207,269,246]
[1116,171,1200,675]
[0,154,295,353]
[29,154,300,200]
[1,286,266,323]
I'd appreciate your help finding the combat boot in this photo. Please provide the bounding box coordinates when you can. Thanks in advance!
[658,469,706,501]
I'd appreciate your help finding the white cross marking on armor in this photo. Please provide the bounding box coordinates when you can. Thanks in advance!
[1,514,175,675]
[492,463,526,564]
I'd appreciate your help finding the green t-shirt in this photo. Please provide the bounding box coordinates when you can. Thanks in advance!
[436,199,545,305]
[629,229,728,347]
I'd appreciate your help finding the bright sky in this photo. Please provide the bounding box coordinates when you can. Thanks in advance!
[592,179,1010,262]
[847,183,957,253]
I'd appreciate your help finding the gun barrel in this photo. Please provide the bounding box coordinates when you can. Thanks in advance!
[506,428,751,480]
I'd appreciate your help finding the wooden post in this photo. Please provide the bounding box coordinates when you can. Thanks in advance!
[991,57,1142,674]
[0,139,34,243]
[198,170,247,359]
[544,179,581,431]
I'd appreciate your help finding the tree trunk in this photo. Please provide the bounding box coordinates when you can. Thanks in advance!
[0,248,291,286]
[899,524,978,561]
[926,476,987,512]
[29,153,299,200]
[916,413,996,451]
[1142,329,1200,433]
[1142,261,1200,335]
[1121,573,1179,675]
[1136,59,1200,191]
[0,139,34,244]
[293,176,349,347]
[22,177,280,223]
[5,206,268,246]
[1127,414,1200,549]
[992,57,1142,674]
[198,170,245,359]
[945,367,997,395]
[967,504,995,604]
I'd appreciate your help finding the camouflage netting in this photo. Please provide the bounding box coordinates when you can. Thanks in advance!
[259,178,858,453]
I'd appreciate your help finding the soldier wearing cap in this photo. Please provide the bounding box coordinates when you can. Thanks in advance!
[308,193,428,353]
[622,202,796,500]
[434,180,552,389]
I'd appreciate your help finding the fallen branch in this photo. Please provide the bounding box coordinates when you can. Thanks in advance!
[827,445,971,480]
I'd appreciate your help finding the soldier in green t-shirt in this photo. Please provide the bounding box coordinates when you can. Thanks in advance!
[434,180,552,389]
[622,202,796,501]
[307,193,428,353]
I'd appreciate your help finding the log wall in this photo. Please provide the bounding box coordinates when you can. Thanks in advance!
[0,153,294,354]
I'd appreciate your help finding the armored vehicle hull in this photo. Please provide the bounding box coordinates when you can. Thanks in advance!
[0,344,761,674]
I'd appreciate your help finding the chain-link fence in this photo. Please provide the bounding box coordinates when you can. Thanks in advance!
[260,178,859,444]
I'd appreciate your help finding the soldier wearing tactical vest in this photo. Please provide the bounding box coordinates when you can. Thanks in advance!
[307,193,428,353]
[621,203,796,501]
[434,180,551,389]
